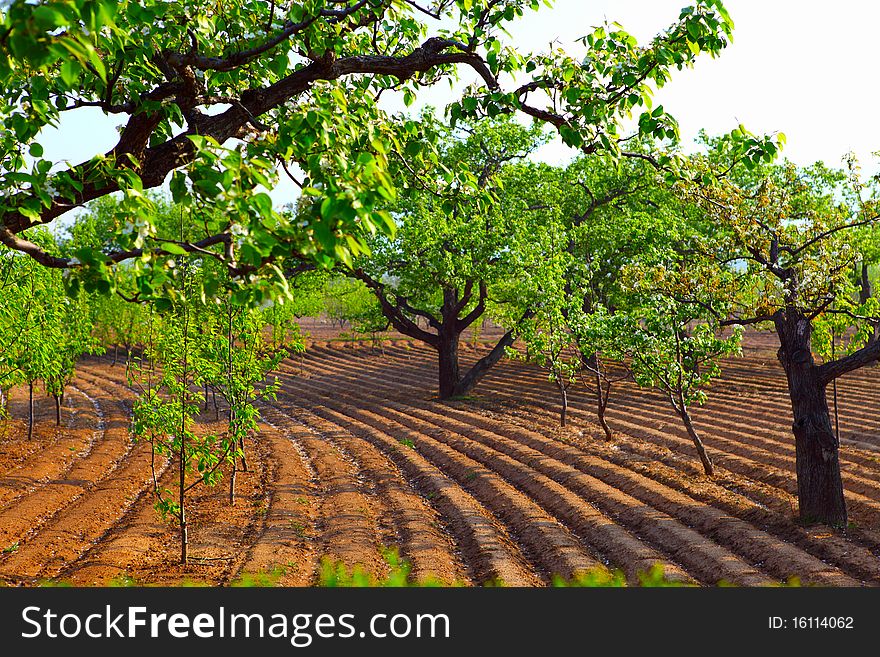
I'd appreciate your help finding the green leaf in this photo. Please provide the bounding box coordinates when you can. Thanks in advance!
[159,242,188,256]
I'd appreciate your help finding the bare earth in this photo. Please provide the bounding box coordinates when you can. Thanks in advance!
[1,323,879,586]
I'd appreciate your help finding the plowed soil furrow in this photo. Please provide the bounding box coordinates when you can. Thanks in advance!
[360,349,880,525]
[386,346,880,536]
[1,369,164,582]
[0,372,143,576]
[281,363,749,584]
[235,419,321,586]
[292,346,878,583]
[284,354,804,583]
[58,364,271,586]
[0,386,100,509]
[273,399,466,585]
[309,404,603,583]
[390,404,859,586]
[258,403,389,579]
[463,353,880,475]
[58,454,174,586]
[286,401,544,586]
[3,333,879,588]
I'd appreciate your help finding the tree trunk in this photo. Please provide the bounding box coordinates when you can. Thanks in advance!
[591,354,614,441]
[556,378,568,427]
[27,380,34,440]
[597,394,613,441]
[239,435,248,472]
[229,459,237,506]
[54,394,61,427]
[774,308,848,527]
[859,262,872,304]
[450,327,520,399]
[179,449,187,564]
[678,405,713,476]
[437,330,461,399]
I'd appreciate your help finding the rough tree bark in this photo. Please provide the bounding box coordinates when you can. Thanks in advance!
[357,272,526,400]
[774,307,847,527]
[859,262,872,304]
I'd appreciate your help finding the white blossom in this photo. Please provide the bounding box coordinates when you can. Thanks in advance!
[380,273,401,289]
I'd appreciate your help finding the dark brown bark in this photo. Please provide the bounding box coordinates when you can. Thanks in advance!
[2,39,497,249]
[449,328,518,399]
[774,307,847,527]
[358,271,523,400]
[556,378,568,427]
[859,262,872,305]
[589,353,614,441]
[437,330,461,399]
[677,404,713,477]
[54,394,61,427]
[179,448,187,564]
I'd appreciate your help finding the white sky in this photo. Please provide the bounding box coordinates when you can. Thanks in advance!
[38,0,880,209]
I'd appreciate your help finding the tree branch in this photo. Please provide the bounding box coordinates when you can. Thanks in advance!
[818,339,880,385]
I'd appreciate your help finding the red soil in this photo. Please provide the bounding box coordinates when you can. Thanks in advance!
[0,326,878,587]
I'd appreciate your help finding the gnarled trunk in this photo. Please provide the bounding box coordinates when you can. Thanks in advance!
[438,330,461,399]
[775,307,847,527]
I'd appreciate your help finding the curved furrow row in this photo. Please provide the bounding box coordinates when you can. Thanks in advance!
[286,351,856,585]
[709,360,880,433]
[379,345,880,544]
[3,367,169,582]
[257,403,390,580]
[0,385,101,509]
[276,391,595,585]
[279,359,771,585]
[298,407,544,586]
[378,349,880,524]
[292,346,880,582]
[235,419,322,586]
[459,352,880,482]
[64,364,272,586]
[268,399,467,585]
[0,370,146,581]
[87,359,391,586]
[392,403,864,586]
[303,402,545,586]
[274,363,604,582]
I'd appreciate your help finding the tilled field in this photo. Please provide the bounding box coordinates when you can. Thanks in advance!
[1,336,879,586]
